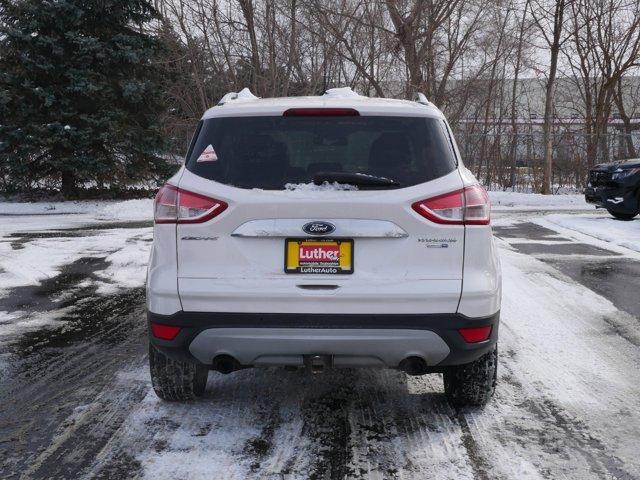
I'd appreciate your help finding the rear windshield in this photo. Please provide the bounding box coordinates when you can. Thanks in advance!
[185,116,457,190]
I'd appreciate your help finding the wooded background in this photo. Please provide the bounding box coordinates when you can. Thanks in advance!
[2,0,640,196]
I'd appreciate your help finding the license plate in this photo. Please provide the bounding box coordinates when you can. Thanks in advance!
[285,238,354,274]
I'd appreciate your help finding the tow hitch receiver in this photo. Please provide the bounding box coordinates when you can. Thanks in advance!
[304,354,333,373]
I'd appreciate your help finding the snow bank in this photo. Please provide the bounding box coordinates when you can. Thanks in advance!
[546,214,640,253]
[0,198,154,221]
[0,201,101,215]
[489,191,591,211]
[94,199,153,221]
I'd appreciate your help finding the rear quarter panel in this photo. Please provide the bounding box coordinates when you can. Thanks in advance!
[457,166,502,317]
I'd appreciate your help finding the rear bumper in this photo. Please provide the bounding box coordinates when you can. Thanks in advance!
[148,310,500,369]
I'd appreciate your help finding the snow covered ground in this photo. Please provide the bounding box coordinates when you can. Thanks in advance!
[489,190,591,211]
[0,199,153,343]
[0,198,154,220]
[1,193,640,479]
[545,213,640,252]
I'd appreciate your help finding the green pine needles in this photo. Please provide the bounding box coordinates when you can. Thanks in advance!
[0,0,171,196]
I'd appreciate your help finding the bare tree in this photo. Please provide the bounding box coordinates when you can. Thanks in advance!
[150,0,640,191]
[530,0,570,194]
[565,0,640,166]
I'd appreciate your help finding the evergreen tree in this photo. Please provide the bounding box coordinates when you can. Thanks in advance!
[0,0,169,196]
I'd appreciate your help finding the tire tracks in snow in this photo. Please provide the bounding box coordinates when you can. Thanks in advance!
[0,288,148,479]
[495,349,634,479]
[3,216,640,479]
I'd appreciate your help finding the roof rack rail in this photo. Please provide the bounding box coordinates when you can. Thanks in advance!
[413,92,430,105]
[217,87,259,106]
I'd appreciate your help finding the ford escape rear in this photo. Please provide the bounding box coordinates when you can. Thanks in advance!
[146,88,501,406]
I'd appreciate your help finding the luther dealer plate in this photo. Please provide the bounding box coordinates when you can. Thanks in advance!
[285,238,354,274]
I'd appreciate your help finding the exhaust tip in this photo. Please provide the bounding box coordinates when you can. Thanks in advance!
[399,356,428,376]
[212,354,240,374]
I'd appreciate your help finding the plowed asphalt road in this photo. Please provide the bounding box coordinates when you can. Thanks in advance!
[1,210,639,479]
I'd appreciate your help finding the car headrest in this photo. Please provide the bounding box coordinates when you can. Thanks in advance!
[369,133,412,170]
[232,135,290,188]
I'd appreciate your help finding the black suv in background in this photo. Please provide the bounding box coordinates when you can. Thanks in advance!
[585,159,640,220]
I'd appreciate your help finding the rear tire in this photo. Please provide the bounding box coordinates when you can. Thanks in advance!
[607,209,637,220]
[443,346,497,407]
[149,343,208,401]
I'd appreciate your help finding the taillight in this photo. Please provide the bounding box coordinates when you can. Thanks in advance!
[411,184,490,225]
[458,325,492,343]
[463,184,491,225]
[154,184,179,223]
[154,184,228,224]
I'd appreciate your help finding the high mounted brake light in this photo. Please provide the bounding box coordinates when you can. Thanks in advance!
[411,184,490,225]
[154,184,228,224]
[283,108,360,117]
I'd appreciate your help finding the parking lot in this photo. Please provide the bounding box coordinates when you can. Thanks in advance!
[1,204,639,479]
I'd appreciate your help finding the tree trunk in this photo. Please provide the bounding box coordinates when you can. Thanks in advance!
[238,0,261,94]
[541,0,565,195]
[385,1,425,94]
[282,0,298,96]
[510,0,530,190]
[61,170,77,198]
[614,78,637,158]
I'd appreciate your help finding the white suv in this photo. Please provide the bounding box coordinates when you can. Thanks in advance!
[147,88,501,406]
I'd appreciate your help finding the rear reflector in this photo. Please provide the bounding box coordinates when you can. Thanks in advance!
[154,184,228,224]
[150,323,181,341]
[411,184,490,225]
[458,326,492,343]
[283,108,359,117]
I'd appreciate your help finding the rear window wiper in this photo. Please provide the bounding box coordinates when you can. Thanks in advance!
[313,172,400,189]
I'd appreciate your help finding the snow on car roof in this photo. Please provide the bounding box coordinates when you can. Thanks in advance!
[201,87,444,119]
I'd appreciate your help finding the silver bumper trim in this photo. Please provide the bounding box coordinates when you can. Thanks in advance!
[188,328,450,367]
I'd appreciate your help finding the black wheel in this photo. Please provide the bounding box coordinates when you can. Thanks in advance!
[607,209,637,220]
[149,342,208,401]
[443,346,497,407]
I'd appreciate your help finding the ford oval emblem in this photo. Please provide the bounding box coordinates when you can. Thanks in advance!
[302,221,336,236]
